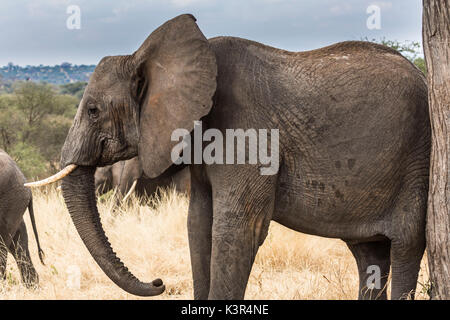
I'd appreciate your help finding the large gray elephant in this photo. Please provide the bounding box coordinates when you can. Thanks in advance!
[0,149,44,287]
[94,157,190,200]
[29,14,430,299]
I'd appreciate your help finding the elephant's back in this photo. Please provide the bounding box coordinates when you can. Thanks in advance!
[0,150,31,238]
[287,41,429,162]
[209,37,429,155]
[0,149,29,199]
[274,43,430,227]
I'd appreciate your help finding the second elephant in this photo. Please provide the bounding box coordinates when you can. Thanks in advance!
[94,157,190,200]
[0,149,44,287]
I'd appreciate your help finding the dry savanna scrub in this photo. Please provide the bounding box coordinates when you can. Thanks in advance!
[0,186,430,299]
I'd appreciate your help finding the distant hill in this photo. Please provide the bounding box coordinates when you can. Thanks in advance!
[0,62,96,84]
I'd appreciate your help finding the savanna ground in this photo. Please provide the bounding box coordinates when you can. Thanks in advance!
[0,186,430,299]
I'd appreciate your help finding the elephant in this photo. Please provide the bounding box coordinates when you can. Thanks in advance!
[94,157,190,201]
[93,165,114,195]
[0,149,45,287]
[28,14,430,299]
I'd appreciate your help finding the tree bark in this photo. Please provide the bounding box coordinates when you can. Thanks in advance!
[422,0,450,299]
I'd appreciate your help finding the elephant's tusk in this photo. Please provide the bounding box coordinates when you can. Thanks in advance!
[24,164,78,188]
[122,180,138,202]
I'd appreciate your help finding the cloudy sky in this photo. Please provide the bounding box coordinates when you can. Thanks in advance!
[0,0,423,66]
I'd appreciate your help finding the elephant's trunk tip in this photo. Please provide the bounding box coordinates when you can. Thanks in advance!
[132,279,165,296]
[152,278,163,287]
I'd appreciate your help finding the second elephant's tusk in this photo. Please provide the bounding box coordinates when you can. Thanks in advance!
[24,164,78,188]
[122,180,138,202]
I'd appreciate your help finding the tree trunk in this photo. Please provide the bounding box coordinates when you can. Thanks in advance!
[422,0,450,299]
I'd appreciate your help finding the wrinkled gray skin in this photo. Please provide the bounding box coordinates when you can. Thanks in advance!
[0,149,44,287]
[94,157,190,199]
[60,14,430,299]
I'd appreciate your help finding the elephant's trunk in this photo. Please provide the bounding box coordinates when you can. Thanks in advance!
[61,166,165,296]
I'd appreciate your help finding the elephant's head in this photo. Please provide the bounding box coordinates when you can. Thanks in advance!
[28,14,217,296]
[61,14,217,174]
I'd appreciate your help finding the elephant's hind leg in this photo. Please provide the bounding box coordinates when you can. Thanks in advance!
[8,221,38,287]
[389,183,427,300]
[346,240,391,300]
[390,242,424,300]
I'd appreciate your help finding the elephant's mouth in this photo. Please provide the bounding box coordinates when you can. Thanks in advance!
[98,135,137,167]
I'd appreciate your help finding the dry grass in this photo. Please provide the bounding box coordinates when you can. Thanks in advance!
[0,186,430,300]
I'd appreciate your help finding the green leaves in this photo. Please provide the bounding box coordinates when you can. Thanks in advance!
[59,82,87,100]
[0,81,82,178]
[412,57,426,75]
[10,142,46,179]
[362,37,427,75]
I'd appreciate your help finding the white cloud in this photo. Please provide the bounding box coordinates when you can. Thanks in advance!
[329,3,353,16]
[373,1,393,9]
[26,0,69,18]
[170,0,214,8]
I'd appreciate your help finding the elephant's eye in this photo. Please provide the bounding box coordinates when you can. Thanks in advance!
[88,106,99,119]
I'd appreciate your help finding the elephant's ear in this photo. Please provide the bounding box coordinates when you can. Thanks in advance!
[132,14,217,178]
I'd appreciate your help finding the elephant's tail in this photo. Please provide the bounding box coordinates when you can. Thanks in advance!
[28,197,45,265]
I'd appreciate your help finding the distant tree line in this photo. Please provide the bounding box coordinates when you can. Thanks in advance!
[0,62,95,86]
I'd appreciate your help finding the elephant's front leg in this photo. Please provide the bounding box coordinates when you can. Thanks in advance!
[188,166,213,299]
[208,171,276,300]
